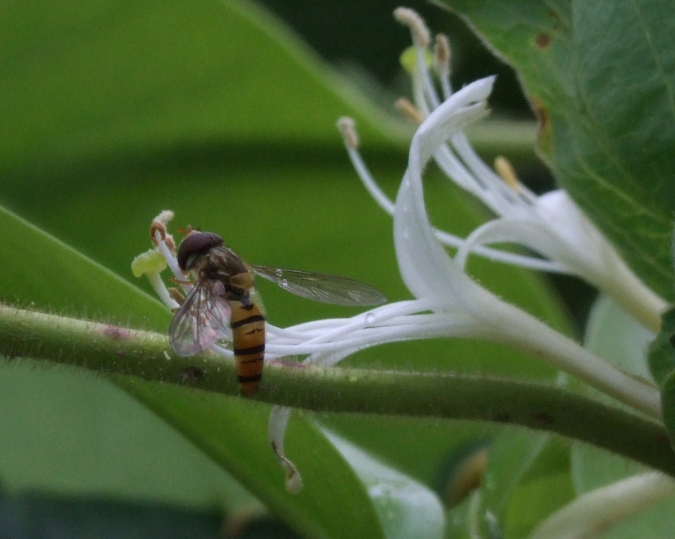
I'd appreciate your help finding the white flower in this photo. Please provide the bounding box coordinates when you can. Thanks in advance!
[131,8,665,492]
[345,7,667,333]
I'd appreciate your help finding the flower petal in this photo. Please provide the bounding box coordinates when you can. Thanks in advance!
[394,77,495,302]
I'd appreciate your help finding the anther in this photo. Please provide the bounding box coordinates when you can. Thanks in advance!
[434,34,451,76]
[337,117,360,149]
[163,234,176,252]
[393,7,431,48]
[149,221,167,246]
[494,156,522,192]
[149,210,174,246]
[394,98,423,124]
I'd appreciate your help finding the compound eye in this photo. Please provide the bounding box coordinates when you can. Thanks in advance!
[176,232,224,270]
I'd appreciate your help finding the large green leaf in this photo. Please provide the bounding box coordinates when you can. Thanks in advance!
[0,0,397,173]
[443,0,675,300]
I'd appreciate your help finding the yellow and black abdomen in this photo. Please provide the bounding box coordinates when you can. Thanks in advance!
[227,297,265,396]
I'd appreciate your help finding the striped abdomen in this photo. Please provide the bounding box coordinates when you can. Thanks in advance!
[227,297,265,396]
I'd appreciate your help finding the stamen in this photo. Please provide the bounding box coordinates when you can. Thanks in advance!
[147,272,180,310]
[336,119,396,215]
[336,117,359,149]
[393,7,430,48]
[149,222,166,246]
[395,98,423,124]
[434,34,451,77]
[494,156,522,192]
[268,406,304,494]
[149,210,174,247]
[434,34,453,100]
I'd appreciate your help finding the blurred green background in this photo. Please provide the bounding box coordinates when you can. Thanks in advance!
[0,0,577,536]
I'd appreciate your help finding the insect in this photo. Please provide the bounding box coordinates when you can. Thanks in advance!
[169,231,386,396]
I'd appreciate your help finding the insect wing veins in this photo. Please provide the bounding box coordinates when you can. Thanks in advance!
[252,265,386,306]
[169,279,231,357]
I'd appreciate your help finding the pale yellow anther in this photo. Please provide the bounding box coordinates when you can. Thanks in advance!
[393,7,430,48]
[337,117,359,149]
[434,34,451,76]
[494,156,522,192]
[395,98,424,125]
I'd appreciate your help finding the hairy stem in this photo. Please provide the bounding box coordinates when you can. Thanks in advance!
[0,304,673,475]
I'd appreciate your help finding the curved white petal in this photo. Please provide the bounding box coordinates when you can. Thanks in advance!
[395,77,495,302]
[455,217,573,273]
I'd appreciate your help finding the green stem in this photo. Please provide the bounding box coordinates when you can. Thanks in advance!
[1,304,673,475]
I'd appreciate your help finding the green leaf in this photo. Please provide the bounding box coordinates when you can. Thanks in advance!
[649,307,675,384]
[322,429,445,539]
[0,0,397,172]
[660,371,675,448]
[443,0,675,300]
[481,431,574,539]
[584,295,654,383]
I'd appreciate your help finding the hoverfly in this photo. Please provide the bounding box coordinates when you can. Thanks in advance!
[169,231,386,396]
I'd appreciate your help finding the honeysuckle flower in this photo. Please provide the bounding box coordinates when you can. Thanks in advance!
[360,76,659,418]
[131,8,664,495]
[337,9,663,417]
[346,7,668,333]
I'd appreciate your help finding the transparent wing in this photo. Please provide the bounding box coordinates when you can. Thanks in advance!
[252,266,386,306]
[169,280,231,357]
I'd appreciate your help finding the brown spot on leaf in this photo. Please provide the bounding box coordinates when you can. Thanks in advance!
[531,97,552,152]
[535,32,551,49]
[531,98,549,130]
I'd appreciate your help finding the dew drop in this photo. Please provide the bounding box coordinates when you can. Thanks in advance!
[280,278,288,287]
[365,312,376,325]
[275,268,283,277]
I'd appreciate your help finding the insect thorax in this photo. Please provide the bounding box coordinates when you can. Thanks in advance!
[194,248,255,299]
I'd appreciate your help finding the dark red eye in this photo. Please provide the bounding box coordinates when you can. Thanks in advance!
[176,232,224,270]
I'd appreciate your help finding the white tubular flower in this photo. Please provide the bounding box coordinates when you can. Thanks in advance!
[347,7,667,333]
[528,472,675,539]
[384,77,660,419]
